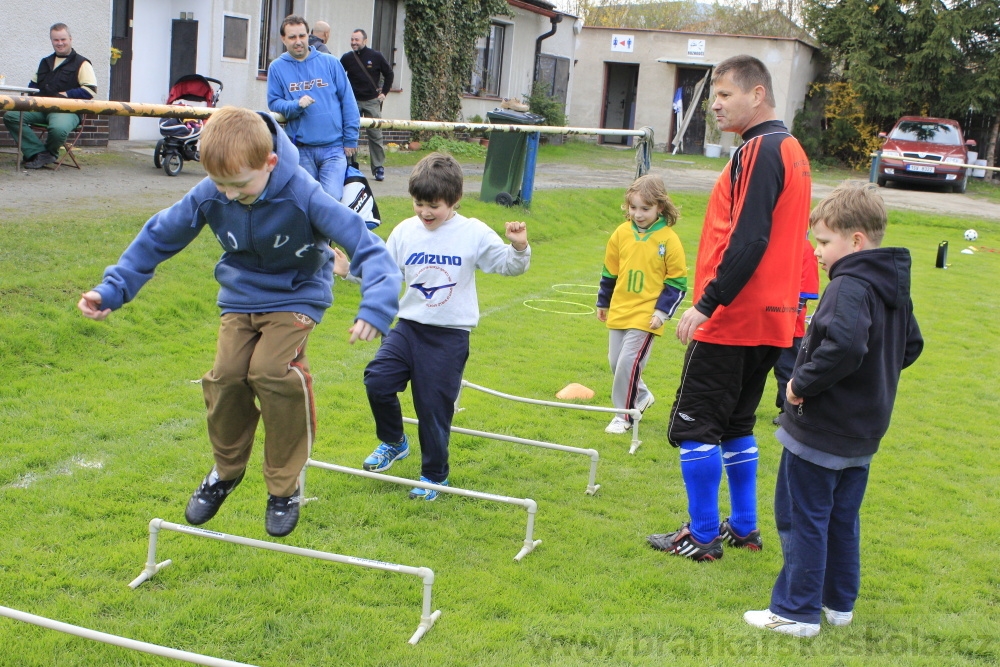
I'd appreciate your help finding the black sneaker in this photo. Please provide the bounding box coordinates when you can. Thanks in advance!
[720,518,763,551]
[265,489,301,537]
[24,152,57,169]
[647,523,724,561]
[374,166,385,181]
[185,468,244,525]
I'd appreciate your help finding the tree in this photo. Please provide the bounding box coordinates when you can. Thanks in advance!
[404,0,509,129]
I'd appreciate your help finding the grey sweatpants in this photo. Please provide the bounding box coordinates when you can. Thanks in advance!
[608,328,655,422]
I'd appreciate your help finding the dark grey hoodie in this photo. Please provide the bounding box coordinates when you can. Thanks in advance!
[779,247,923,457]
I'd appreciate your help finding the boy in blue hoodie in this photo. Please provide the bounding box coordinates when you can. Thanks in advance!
[266,15,360,200]
[77,107,400,537]
[744,183,922,637]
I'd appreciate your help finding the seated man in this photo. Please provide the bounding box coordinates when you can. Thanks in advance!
[3,22,97,169]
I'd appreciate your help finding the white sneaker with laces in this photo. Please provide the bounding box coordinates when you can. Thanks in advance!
[636,393,655,413]
[604,416,632,434]
[822,606,853,626]
[744,609,820,637]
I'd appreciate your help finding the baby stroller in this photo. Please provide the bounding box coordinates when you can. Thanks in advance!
[153,74,223,176]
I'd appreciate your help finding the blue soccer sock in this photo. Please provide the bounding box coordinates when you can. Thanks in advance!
[679,441,722,544]
[721,435,759,537]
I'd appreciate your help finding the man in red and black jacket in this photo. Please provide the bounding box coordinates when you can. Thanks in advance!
[3,23,97,169]
[648,55,812,561]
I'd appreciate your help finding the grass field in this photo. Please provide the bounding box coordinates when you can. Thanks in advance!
[1,186,998,666]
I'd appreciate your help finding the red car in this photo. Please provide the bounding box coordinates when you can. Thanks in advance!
[877,116,976,194]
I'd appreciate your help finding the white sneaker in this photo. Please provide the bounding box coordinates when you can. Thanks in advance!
[636,393,655,413]
[744,609,820,637]
[822,606,854,626]
[604,416,632,434]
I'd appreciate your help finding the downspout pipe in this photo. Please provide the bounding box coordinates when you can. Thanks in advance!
[533,14,563,84]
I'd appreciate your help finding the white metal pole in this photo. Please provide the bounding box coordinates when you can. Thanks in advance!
[401,417,601,495]
[305,460,542,561]
[0,605,256,667]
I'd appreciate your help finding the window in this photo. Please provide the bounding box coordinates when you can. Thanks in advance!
[258,0,301,73]
[535,54,570,104]
[372,0,399,68]
[468,22,506,97]
[223,15,250,60]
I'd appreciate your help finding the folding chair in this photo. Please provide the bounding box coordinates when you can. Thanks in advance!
[27,113,90,170]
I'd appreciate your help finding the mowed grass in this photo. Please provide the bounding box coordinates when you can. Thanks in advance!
[1,187,998,666]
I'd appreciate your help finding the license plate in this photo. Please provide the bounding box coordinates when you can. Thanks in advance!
[906,164,935,173]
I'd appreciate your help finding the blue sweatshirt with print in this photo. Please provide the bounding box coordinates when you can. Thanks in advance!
[92,112,399,331]
[267,48,360,149]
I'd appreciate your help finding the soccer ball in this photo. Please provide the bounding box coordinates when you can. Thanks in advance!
[964,229,978,242]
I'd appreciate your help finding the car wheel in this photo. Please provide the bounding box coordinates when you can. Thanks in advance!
[953,176,967,194]
[877,176,888,188]
[163,152,183,177]
[153,140,164,169]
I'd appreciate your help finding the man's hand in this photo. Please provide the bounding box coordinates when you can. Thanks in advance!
[675,307,709,345]
[78,291,111,320]
[348,319,379,344]
[505,221,528,251]
[377,93,386,103]
[298,95,315,109]
[344,147,357,157]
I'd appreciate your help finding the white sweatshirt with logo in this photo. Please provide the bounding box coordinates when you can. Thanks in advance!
[386,213,531,330]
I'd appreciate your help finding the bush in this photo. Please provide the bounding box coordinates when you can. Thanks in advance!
[422,135,487,158]
[525,81,566,127]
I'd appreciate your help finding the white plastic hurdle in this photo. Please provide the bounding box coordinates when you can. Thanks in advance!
[401,416,601,495]
[0,604,255,666]
[129,519,441,645]
[301,461,542,561]
[458,380,646,454]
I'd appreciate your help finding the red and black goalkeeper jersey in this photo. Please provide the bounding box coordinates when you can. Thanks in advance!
[692,120,812,347]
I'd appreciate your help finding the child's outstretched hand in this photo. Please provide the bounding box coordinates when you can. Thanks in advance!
[348,319,379,344]
[505,221,528,251]
[332,247,351,278]
[78,291,111,321]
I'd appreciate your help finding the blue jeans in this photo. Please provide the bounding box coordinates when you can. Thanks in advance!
[363,319,470,483]
[769,448,870,623]
[296,144,347,200]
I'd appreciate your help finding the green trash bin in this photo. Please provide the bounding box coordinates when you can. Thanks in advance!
[481,109,545,206]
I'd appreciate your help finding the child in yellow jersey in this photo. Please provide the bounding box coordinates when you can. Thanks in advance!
[596,175,688,434]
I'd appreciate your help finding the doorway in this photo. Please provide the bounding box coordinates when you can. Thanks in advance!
[674,67,712,156]
[601,63,639,147]
[109,0,134,140]
[170,19,199,89]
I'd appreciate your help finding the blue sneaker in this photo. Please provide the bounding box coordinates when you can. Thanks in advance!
[362,435,410,472]
[408,476,449,501]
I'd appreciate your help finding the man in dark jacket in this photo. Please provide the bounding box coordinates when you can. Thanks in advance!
[309,21,331,53]
[4,23,97,169]
[744,182,923,637]
[341,29,394,181]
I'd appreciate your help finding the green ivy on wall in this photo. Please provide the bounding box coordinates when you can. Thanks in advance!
[404,0,509,137]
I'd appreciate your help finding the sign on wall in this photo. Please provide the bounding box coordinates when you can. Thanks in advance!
[611,34,634,53]
[687,39,706,57]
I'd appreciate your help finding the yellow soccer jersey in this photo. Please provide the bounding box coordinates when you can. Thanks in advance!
[601,218,687,335]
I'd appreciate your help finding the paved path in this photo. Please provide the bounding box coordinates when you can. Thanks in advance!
[3,141,999,221]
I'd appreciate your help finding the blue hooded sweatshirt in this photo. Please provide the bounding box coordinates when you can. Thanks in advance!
[92,112,399,331]
[267,47,360,149]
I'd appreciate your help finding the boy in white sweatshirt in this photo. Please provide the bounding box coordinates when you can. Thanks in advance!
[335,152,530,499]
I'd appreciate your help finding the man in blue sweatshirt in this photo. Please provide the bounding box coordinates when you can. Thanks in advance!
[77,107,400,538]
[267,15,360,200]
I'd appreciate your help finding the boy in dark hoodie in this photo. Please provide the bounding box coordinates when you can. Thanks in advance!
[77,107,400,537]
[744,183,923,637]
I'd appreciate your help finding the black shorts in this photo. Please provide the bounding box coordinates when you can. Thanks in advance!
[667,341,782,446]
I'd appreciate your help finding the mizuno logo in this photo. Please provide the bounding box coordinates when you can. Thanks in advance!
[411,282,457,299]
[405,252,462,266]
